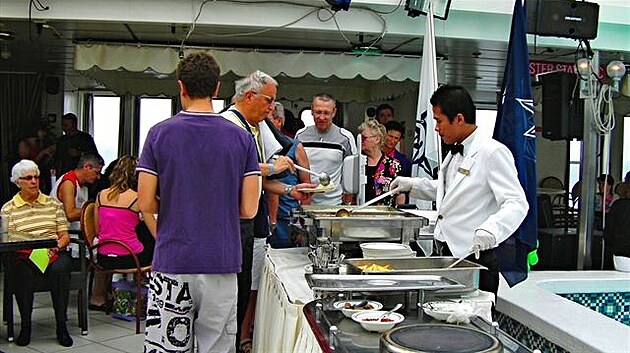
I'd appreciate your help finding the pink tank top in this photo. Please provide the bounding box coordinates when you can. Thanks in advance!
[97,199,142,255]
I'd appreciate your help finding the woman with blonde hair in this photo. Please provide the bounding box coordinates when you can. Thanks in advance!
[358,119,405,206]
[89,155,156,310]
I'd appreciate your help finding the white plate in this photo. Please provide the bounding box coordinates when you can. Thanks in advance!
[297,182,335,193]
[333,300,383,318]
[420,300,474,321]
[351,310,405,333]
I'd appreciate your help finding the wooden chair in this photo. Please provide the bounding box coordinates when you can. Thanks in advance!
[80,201,151,334]
[3,237,89,340]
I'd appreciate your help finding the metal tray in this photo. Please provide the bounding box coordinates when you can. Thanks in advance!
[344,257,486,288]
[304,274,465,292]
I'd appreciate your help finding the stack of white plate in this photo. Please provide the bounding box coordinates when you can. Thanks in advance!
[360,242,416,258]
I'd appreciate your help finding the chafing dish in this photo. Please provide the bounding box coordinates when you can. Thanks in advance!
[294,205,428,244]
[304,274,464,294]
[345,257,486,288]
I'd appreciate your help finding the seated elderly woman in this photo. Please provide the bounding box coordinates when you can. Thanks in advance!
[359,119,406,207]
[89,155,156,310]
[0,160,73,347]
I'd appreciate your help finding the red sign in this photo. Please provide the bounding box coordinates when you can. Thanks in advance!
[529,60,605,78]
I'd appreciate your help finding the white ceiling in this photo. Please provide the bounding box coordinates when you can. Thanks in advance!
[1,0,628,103]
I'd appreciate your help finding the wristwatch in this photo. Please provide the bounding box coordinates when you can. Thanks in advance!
[284,184,293,196]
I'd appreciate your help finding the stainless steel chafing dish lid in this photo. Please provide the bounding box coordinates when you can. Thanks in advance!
[298,205,415,219]
[304,274,465,292]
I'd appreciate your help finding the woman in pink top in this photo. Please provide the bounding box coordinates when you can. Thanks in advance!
[89,156,156,310]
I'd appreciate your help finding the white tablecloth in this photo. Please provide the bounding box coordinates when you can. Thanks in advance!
[252,247,323,353]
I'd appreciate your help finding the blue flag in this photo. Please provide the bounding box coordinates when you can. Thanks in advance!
[492,0,537,287]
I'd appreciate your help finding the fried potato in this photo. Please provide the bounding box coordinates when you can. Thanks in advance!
[357,263,393,271]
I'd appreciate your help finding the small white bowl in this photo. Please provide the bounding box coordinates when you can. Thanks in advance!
[420,300,474,321]
[351,310,404,333]
[333,300,383,318]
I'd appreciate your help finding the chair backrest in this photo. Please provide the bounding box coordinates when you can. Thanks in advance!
[80,201,97,248]
[571,181,582,208]
[541,176,564,190]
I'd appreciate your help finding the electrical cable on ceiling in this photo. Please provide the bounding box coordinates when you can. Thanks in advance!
[28,0,50,42]
[178,0,389,57]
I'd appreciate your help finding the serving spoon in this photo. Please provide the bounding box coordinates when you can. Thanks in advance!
[334,188,400,217]
[378,303,403,320]
[272,155,331,186]
[293,164,331,186]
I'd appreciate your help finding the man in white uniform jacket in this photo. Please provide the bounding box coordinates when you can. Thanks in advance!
[392,85,528,296]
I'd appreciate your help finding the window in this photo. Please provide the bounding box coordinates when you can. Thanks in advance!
[92,96,121,167]
[475,109,497,139]
[569,140,582,191]
[300,108,315,127]
[138,98,226,154]
[138,98,172,154]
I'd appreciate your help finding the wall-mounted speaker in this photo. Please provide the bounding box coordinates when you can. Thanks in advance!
[541,72,584,141]
[526,0,599,40]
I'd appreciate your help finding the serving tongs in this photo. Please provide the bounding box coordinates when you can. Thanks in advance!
[334,188,400,217]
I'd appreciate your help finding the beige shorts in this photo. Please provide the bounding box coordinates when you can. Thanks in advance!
[251,238,267,291]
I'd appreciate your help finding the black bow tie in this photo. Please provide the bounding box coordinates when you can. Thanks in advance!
[448,144,464,156]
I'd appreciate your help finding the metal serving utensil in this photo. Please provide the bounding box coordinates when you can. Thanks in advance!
[334,188,399,217]
[293,164,330,186]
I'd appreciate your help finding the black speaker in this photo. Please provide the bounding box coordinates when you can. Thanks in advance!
[526,0,599,40]
[542,72,584,141]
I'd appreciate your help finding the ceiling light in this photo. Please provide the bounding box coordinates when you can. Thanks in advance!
[606,60,626,91]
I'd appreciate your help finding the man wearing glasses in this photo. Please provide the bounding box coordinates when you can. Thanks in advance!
[221,70,314,352]
[295,93,358,205]
[51,152,104,231]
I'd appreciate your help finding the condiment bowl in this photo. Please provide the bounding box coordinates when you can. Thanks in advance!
[351,310,404,333]
[333,300,383,318]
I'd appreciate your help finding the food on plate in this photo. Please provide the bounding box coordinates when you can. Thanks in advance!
[357,263,393,271]
[362,317,394,322]
[344,302,375,310]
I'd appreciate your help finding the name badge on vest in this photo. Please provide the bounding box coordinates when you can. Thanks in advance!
[457,167,470,176]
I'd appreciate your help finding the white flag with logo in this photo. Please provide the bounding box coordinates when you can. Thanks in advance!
[411,2,440,209]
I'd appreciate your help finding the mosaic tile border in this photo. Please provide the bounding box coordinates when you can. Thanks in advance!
[496,312,569,353]
[560,292,630,326]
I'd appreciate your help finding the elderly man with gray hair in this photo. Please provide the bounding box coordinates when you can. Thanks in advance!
[221,70,315,352]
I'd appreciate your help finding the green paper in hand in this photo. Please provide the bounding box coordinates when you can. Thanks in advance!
[29,248,50,273]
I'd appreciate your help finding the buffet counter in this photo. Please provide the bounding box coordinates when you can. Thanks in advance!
[252,247,496,353]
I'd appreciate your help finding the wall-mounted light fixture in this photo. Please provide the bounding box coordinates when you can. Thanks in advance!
[576,58,590,79]
[405,0,452,20]
[606,60,626,92]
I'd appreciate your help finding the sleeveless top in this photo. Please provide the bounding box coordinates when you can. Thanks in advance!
[97,194,142,255]
[50,170,88,231]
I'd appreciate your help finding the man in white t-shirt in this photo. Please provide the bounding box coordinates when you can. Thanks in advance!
[295,93,357,205]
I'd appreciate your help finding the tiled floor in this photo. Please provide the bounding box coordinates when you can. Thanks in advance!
[0,274,144,353]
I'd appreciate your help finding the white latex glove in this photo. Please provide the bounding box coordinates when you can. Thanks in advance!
[470,229,496,259]
[389,177,414,193]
